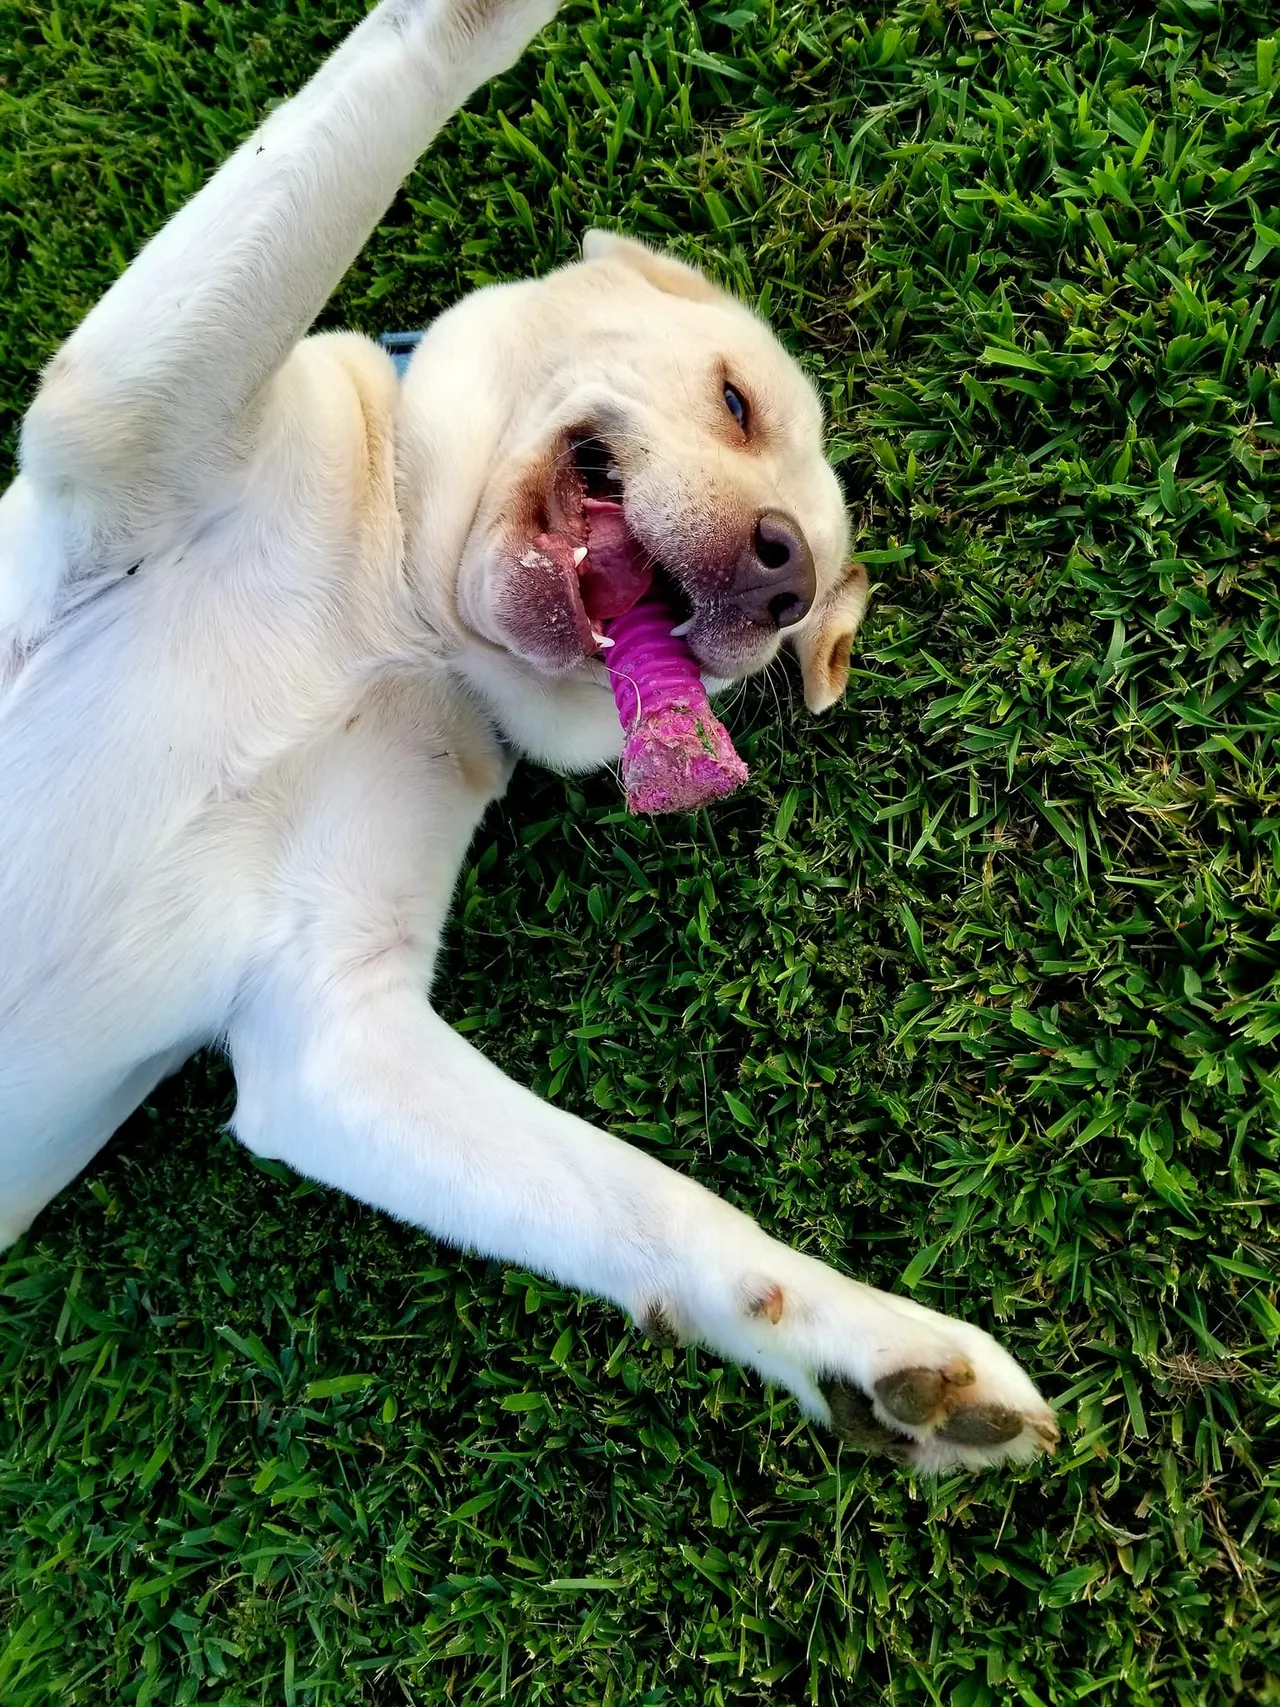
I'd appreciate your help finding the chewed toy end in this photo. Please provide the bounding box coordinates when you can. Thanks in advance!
[620,704,749,815]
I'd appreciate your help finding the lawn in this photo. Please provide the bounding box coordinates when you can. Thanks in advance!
[2,0,1279,1701]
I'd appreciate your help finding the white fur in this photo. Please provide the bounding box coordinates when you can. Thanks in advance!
[0,0,1056,1472]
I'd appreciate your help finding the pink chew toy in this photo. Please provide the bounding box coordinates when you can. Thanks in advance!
[604,596,749,815]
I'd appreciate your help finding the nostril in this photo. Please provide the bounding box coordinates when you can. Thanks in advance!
[741,512,815,629]
[768,591,806,630]
[755,520,793,572]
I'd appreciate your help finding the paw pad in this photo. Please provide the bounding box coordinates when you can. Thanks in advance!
[874,1359,978,1427]
[935,1403,1025,1447]
[874,1366,945,1424]
[820,1380,911,1456]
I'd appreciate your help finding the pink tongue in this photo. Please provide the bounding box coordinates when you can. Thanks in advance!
[579,498,654,623]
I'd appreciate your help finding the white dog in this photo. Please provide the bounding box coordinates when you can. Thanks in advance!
[0,0,1058,1472]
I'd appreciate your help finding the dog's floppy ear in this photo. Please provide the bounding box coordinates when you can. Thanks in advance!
[582,229,724,305]
[792,563,870,713]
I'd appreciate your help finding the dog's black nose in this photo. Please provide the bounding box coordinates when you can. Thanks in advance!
[732,511,816,630]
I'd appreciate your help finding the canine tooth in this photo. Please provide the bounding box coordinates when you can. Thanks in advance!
[592,631,615,650]
[573,545,589,566]
[606,463,622,483]
[670,619,693,639]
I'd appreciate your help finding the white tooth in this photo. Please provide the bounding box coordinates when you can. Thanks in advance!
[592,632,615,650]
[670,619,693,639]
[606,463,622,483]
[573,545,589,566]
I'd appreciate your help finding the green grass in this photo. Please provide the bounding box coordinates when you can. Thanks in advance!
[2,0,1279,1701]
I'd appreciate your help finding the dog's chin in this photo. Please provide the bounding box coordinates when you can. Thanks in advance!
[694,630,782,686]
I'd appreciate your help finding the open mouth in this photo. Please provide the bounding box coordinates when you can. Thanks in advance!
[494,429,703,674]
[493,423,808,683]
[563,434,694,645]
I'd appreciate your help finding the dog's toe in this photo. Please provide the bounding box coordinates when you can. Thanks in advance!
[875,1365,947,1425]
[935,1402,1027,1447]
[821,1379,912,1455]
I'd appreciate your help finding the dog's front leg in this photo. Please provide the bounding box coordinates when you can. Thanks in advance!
[19,0,561,562]
[229,972,1058,1473]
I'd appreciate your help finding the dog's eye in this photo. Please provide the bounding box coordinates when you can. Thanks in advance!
[724,382,749,431]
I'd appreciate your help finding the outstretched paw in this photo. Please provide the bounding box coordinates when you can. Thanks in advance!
[820,1344,1059,1474]
[648,1215,1057,1476]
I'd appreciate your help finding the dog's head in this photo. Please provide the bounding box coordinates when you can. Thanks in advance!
[399,233,867,756]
